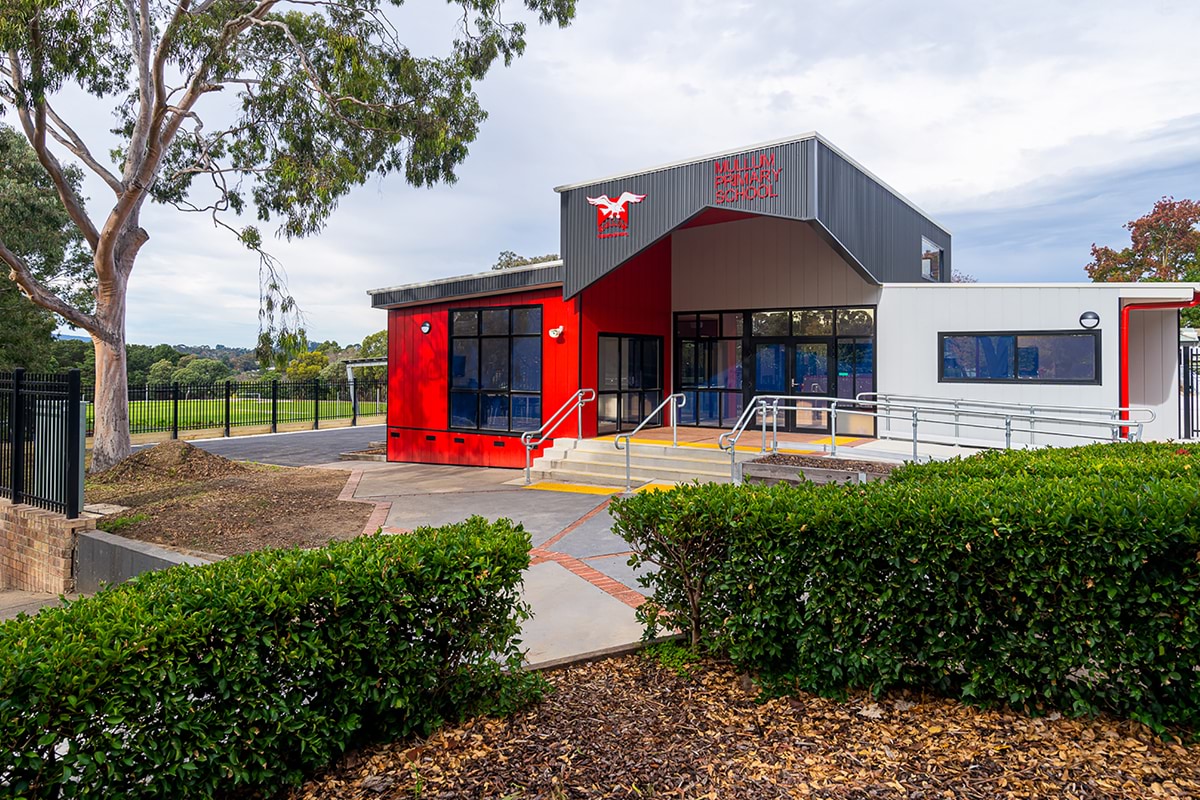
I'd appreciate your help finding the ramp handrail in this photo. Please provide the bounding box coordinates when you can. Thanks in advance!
[614,393,686,492]
[521,388,596,485]
[719,394,1150,483]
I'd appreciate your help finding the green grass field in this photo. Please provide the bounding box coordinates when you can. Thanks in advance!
[86,398,386,435]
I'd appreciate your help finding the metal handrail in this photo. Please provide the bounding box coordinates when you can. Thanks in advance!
[614,393,686,492]
[719,394,1149,483]
[521,388,597,484]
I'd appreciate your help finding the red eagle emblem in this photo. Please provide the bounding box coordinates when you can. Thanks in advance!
[586,191,646,239]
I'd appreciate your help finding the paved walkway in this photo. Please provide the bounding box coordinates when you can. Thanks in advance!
[133,424,385,466]
[335,461,654,666]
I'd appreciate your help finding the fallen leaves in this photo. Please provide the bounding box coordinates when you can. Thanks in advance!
[289,655,1200,799]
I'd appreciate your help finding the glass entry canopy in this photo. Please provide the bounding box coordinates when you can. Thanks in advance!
[675,307,876,435]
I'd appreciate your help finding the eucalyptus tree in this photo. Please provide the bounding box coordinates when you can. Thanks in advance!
[0,0,576,470]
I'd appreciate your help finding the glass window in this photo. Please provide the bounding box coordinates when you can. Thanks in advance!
[941,332,1098,383]
[793,309,833,336]
[752,311,789,337]
[511,338,541,391]
[451,340,479,388]
[676,315,698,338]
[450,392,478,428]
[512,307,540,335]
[722,313,744,338]
[713,340,742,389]
[449,305,541,431]
[511,395,541,432]
[698,314,720,337]
[836,308,874,337]
[922,237,943,281]
[481,308,509,335]
[452,310,478,336]
[480,338,509,390]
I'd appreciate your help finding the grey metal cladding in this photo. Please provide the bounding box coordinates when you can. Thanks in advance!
[560,139,813,298]
[369,263,563,308]
[815,142,952,283]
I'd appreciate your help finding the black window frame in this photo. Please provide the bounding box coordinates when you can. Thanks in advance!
[938,330,1102,385]
[448,304,543,434]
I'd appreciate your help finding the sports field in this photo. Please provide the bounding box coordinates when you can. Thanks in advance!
[86,397,387,436]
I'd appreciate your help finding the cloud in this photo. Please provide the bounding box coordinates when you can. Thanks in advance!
[35,0,1200,345]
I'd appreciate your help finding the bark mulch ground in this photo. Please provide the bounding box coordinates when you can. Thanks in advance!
[290,655,1198,799]
[753,453,896,475]
[85,441,373,556]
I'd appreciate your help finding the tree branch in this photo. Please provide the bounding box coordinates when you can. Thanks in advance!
[42,102,124,194]
[6,50,102,253]
[0,237,102,335]
[123,0,154,183]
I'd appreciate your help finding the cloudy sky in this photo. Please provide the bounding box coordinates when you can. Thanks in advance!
[47,0,1200,347]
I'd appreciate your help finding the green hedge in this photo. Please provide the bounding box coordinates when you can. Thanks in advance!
[612,445,1200,734]
[0,518,539,799]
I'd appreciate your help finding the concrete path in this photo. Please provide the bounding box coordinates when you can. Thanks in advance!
[336,461,656,666]
[134,424,385,466]
[0,591,74,621]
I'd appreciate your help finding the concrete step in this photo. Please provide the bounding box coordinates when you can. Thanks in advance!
[528,467,733,487]
[544,449,738,472]
[531,458,732,482]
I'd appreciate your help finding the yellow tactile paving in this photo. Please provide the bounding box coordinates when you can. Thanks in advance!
[808,436,867,446]
[635,482,679,493]
[523,481,622,495]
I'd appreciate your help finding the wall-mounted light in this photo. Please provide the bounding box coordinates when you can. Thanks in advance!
[1079,311,1100,330]
[420,321,431,334]
[547,325,565,340]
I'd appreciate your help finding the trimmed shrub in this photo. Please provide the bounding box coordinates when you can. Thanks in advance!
[0,517,539,798]
[611,445,1200,734]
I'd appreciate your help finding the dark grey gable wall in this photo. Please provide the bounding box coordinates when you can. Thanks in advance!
[558,136,951,298]
[559,139,815,298]
[815,142,952,283]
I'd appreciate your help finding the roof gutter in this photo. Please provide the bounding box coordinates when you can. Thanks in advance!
[1120,290,1200,435]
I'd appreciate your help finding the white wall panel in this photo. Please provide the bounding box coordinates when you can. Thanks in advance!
[875,285,1135,446]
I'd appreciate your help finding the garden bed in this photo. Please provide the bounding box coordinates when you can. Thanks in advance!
[85,441,374,556]
[291,653,1199,799]
[743,452,896,485]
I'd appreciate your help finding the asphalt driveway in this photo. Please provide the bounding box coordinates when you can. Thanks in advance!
[135,424,384,466]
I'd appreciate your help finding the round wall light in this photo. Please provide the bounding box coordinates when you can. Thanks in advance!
[547,325,565,340]
[420,321,431,334]
[1079,311,1100,330]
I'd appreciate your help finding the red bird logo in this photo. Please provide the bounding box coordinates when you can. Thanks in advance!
[586,191,646,238]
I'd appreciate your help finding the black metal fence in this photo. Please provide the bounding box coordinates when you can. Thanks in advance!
[0,369,84,518]
[1182,345,1200,439]
[82,378,388,438]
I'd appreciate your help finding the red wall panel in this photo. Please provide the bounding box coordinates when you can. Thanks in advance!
[386,287,580,467]
[578,237,674,438]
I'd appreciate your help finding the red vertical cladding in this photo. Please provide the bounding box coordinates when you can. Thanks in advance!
[384,285,580,466]
[578,237,673,438]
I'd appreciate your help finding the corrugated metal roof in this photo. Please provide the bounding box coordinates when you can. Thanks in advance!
[368,261,563,308]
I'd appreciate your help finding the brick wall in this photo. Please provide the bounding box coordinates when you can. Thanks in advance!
[0,499,95,593]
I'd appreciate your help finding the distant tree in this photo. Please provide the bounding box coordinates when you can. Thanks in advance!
[286,351,329,381]
[313,340,342,354]
[147,359,176,385]
[356,330,388,381]
[0,0,577,470]
[951,270,978,283]
[48,338,94,381]
[1087,197,1200,282]
[173,358,232,385]
[0,125,92,371]
[493,250,560,270]
[1087,197,1200,323]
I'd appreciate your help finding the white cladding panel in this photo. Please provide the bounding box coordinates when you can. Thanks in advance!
[671,216,882,311]
[875,285,1178,444]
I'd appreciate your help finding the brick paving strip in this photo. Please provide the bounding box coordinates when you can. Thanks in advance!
[336,469,393,536]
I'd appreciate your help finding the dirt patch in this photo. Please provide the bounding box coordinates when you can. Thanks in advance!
[86,442,373,556]
[753,452,896,475]
[291,655,1199,800]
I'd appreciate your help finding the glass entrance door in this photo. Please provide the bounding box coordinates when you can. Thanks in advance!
[752,339,834,432]
[598,335,663,434]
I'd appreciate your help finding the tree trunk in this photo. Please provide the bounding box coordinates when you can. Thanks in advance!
[88,263,132,473]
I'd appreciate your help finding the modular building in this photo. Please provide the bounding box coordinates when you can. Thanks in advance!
[369,133,1196,466]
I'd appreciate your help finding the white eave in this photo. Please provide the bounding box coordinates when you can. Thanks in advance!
[887,282,1200,301]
